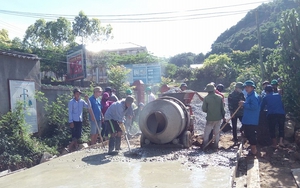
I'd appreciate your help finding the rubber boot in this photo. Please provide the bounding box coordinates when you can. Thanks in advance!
[115,136,122,151]
[108,137,115,155]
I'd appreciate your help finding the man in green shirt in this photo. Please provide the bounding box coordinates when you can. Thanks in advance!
[202,83,226,149]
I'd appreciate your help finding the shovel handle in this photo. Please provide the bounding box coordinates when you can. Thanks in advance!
[203,105,242,150]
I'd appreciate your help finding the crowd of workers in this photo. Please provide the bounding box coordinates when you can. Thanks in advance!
[67,86,155,154]
[67,78,285,157]
[202,78,285,157]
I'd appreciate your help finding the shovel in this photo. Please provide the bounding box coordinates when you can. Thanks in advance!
[119,122,132,152]
[203,105,242,150]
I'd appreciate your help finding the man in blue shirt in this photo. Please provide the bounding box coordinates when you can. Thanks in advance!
[261,85,285,148]
[88,87,104,145]
[239,80,261,157]
[68,88,92,152]
[104,96,134,154]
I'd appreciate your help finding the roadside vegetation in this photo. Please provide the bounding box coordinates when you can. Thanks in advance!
[0,0,300,171]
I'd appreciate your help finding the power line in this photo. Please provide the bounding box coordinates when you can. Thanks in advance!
[0,9,251,23]
[0,1,267,18]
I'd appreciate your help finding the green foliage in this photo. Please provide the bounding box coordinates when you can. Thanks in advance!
[164,63,178,78]
[160,77,173,86]
[210,0,298,54]
[276,5,300,122]
[195,54,237,86]
[236,65,262,89]
[0,103,55,171]
[37,90,90,149]
[174,67,193,81]
[107,66,130,98]
[0,29,11,49]
[72,11,113,44]
[169,52,196,67]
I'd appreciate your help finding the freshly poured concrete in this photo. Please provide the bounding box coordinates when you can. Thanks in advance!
[0,148,232,188]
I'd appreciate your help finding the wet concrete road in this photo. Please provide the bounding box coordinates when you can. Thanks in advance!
[0,146,234,188]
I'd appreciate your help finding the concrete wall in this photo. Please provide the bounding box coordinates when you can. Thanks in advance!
[0,54,41,115]
[39,85,88,134]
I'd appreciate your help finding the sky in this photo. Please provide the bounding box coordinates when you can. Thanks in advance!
[0,0,270,57]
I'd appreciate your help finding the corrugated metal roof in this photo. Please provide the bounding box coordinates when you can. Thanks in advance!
[0,50,40,60]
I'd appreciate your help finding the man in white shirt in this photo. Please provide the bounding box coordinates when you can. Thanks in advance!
[145,87,156,104]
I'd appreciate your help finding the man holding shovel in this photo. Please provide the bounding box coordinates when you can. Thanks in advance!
[228,82,245,144]
[88,87,104,145]
[104,96,134,155]
[202,83,226,150]
[68,88,93,152]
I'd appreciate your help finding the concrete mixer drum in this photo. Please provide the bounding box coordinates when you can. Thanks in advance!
[139,92,195,148]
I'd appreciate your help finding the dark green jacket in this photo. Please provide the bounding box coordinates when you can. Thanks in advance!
[228,90,245,117]
[202,92,225,121]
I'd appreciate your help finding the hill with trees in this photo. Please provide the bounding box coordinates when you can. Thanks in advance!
[210,0,298,54]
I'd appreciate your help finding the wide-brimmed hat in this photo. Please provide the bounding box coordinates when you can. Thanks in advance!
[243,80,256,89]
[235,82,244,89]
[73,88,82,94]
[205,84,215,92]
[262,80,270,85]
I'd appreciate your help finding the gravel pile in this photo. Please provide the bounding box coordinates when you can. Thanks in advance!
[191,95,241,134]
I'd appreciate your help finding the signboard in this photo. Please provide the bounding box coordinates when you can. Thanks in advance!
[124,64,161,84]
[66,45,86,81]
[9,80,38,133]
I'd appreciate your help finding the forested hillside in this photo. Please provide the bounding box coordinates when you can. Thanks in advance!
[210,0,298,54]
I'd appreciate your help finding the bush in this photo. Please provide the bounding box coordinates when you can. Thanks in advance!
[37,91,91,151]
[0,103,55,171]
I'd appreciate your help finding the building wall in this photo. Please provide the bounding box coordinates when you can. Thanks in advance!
[0,54,41,115]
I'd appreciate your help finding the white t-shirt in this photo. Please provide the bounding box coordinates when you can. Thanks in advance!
[147,93,156,103]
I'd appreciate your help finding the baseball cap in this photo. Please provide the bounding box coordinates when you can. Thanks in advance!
[73,88,82,94]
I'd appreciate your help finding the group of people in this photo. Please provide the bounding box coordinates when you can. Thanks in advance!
[67,86,156,154]
[202,79,285,157]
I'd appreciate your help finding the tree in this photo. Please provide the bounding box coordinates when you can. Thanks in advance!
[276,6,300,121]
[23,19,49,49]
[169,52,196,67]
[24,18,74,49]
[107,66,130,98]
[164,63,177,78]
[44,17,74,46]
[0,29,11,49]
[196,54,237,86]
[72,11,113,44]
[194,53,205,64]
[278,8,300,58]
[174,67,193,81]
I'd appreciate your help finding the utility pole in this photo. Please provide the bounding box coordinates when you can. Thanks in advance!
[256,10,266,80]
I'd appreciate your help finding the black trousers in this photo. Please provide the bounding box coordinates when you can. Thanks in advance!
[231,115,243,140]
[267,114,285,139]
